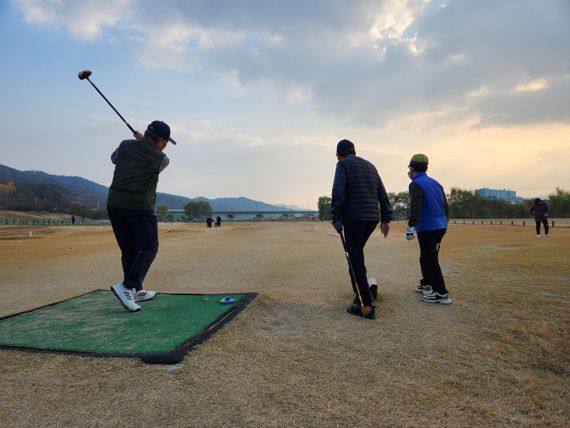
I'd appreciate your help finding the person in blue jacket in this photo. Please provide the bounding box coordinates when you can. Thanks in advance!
[405,154,452,304]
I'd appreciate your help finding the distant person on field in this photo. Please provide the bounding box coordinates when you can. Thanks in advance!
[206,217,213,228]
[71,215,76,225]
[108,120,177,312]
[216,215,222,227]
[331,139,393,320]
[530,198,549,238]
[406,154,451,304]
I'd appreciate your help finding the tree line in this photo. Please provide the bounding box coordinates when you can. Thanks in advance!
[4,178,568,222]
[318,188,570,220]
[0,179,216,222]
[0,181,107,218]
[154,201,214,222]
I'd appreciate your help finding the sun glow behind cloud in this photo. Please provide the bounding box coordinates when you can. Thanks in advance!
[515,78,549,93]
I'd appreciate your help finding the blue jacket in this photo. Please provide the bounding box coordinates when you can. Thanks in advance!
[409,172,448,232]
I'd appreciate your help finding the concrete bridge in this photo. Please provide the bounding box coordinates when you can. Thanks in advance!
[169,209,318,221]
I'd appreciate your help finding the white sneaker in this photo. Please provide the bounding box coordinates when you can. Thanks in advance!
[416,284,432,294]
[134,289,157,301]
[536,234,541,238]
[111,284,140,312]
[421,292,452,305]
[545,234,550,238]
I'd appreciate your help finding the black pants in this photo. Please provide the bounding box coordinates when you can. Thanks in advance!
[343,221,378,306]
[535,219,549,235]
[417,229,447,295]
[107,205,158,291]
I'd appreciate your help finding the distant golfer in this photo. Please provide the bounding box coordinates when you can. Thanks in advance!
[530,198,549,238]
[331,139,393,319]
[216,216,222,227]
[405,154,451,304]
[108,121,177,312]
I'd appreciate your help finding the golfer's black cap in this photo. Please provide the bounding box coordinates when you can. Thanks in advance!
[147,120,177,145]
[336,139,355,157]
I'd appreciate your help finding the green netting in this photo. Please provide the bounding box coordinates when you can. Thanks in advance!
[0,290,255,362]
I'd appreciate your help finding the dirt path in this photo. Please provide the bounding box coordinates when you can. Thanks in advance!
[0,222,568,426]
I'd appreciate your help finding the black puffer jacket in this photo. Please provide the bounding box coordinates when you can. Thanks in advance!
[331,155,393,224]
[530,200,549,220]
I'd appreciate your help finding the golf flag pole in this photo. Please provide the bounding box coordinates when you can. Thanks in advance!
[339,230,364,308]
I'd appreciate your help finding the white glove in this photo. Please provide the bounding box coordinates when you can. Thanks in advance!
[406,226,415,241]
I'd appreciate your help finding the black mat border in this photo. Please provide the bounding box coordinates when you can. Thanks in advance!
[0,289,257,364]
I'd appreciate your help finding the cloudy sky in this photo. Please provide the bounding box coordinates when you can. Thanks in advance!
[1,0,568,208]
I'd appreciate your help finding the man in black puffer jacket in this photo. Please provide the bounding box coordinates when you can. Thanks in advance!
[331,139,393,319]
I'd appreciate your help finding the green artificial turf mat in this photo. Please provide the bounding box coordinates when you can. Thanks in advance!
[0,290,256,364]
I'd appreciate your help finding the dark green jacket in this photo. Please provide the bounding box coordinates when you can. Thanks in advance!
[107,138,168,211]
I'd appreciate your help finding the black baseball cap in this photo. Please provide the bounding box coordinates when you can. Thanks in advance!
[147,120,177,145]
[336,139,355,156]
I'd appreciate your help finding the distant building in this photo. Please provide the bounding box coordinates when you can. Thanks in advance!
[476,188,518,203]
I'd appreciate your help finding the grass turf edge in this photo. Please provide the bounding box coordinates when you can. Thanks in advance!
[0,290,258,364]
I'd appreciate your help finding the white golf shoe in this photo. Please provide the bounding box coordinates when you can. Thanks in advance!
[134,289,157,302]
[416,284,432,294]
[421,292,452,305]
[111,284,140,312]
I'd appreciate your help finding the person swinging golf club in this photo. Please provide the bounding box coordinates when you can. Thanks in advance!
[331,139,393,319]
[406,154,452,304]
[108,121,177,311]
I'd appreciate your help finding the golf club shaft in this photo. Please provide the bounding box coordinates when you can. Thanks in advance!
[86,78,135,135]
[339,230,364,308]
[340,232,357,287]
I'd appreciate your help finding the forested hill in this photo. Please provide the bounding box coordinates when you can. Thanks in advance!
[0,164,289,212]
[0,164,109,210]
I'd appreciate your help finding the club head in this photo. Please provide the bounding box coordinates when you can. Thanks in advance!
[78,70,92,80]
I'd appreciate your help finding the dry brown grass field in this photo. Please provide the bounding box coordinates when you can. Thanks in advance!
[0,221,568,427]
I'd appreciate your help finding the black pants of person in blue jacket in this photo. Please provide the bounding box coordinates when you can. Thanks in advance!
[417,229,447,295]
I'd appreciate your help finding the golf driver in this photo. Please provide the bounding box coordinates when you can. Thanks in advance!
[77,70,136,135]
[338,230,364,308]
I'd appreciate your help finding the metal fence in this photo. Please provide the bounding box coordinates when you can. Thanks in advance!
[390,219,569,228]
[1,218,110,226]
[2,217,568,228]
[447,218,569,228]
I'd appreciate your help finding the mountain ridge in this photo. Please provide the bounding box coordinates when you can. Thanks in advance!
[0,164,301,212]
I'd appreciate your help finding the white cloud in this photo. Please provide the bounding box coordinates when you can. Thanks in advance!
[514,78,549,93]
[14,0,135,40]
[13,0,60,24]
[368,0,424,41]
[286,86,313,104]
[12,0,570,128]
[469,86,489,98]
